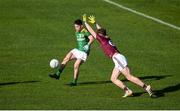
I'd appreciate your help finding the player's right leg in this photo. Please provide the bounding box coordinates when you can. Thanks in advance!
[69,49,87,86]
[49,51,75,79]
[110,67,133,97]
[121,67,156,98]
[70,59,83,86]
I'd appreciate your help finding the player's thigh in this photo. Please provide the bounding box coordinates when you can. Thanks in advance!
[111,67,121,80]
[70,53,76,60]
[64,51,75,61]
[74,59,83,68]
[121,66,131,78]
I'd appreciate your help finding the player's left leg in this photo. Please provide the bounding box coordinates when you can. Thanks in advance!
[70,59,83,86]
[111,67,133,97]
[56,51,76,76]
[49,51,76,80]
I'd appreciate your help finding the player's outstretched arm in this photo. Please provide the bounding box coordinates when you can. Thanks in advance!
[85,22,97,39]
[88,15,101,30]
[96,23,101,30]
[83,14,97,39]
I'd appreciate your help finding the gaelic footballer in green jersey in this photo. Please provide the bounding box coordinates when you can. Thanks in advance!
[75,28,91,54]
[49,19,94,86]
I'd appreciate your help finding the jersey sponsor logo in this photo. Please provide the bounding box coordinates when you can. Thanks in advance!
[108,40,115,46]
[77,38,85,41]
[77,34,85,41]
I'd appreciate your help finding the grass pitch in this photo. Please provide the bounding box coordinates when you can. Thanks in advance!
[0,0,180,109]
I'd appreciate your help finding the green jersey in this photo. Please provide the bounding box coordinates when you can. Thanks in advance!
[75,28,90,53]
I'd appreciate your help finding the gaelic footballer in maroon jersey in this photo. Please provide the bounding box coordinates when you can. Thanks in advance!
[83,14,156,98]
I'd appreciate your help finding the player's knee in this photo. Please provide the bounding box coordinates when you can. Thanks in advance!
[110,76,117,82]
[126,75,133,81]
[63,57,70,62]
[74,63,80,70]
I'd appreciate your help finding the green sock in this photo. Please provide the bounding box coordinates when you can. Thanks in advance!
[56,64,65,76]
[72,78,78,84]
[56,70,61,76]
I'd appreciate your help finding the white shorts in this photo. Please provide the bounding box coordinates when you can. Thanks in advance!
[71,48,87,61]
[112,53,128,71]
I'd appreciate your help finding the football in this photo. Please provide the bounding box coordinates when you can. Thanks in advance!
[50,59,59,68]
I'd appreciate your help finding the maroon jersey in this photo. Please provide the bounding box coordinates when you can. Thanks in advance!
[96,34,119,58]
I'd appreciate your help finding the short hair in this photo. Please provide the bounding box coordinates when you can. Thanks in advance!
[97,28,106,36]
[74,19,82,25]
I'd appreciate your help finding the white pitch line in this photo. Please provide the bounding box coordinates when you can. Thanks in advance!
[103,0,180,31]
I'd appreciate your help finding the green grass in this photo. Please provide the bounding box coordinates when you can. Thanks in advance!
[0,0,180,109]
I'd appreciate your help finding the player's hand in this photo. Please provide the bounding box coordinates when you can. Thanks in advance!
[82,14,87,22]
[83,44,89,52]
[88,15,96,24]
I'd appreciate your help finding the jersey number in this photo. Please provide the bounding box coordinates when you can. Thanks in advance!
[108,40,115,46]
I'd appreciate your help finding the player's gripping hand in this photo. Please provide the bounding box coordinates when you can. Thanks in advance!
[83,44,89,52]
[82,14,87,22]
[88,15,96,24]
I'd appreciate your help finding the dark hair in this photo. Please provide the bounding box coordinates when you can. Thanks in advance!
[97,28,106,36]
[74,19,82,25]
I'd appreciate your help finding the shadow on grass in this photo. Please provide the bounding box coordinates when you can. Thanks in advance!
[70,74,172,86]
[0,81,40,86]
[133,83,180,98]
[64,80,111,86]
[65,74,177,98]
[138,75,172,80]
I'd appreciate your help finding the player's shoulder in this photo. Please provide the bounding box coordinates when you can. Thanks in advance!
[97,34,105,38]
